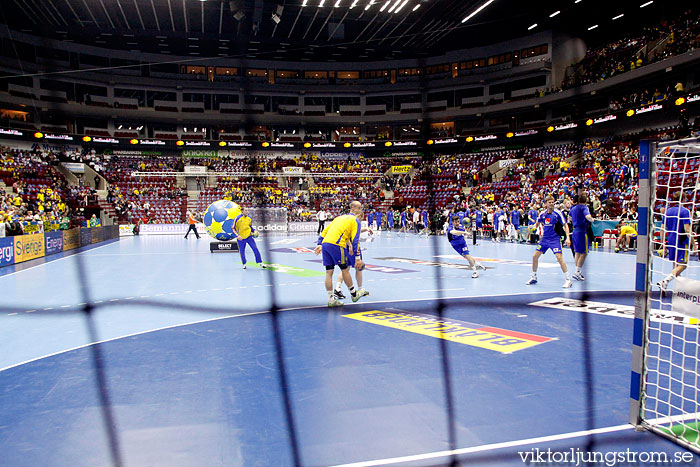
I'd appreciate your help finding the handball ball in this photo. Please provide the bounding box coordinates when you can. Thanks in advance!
[253,231,259,238]
[203,200,241,241]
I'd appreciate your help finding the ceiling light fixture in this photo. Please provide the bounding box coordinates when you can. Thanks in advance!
[412,3,420,11]
[588,24,598,30]
[334,0,341,6]
[462,0,496,24]
[639,1,653,7]
[612,13,624,19]
[387,0,402,13]
[528,23,537,30]
[549,10,560,17]
[379,0,391,12]
[394,0,410,13]
[319,0,325,6]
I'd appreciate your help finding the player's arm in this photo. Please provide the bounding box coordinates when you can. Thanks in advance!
[232,214,242,240]
[348,219,360,256]
[448,228,466,236]
[317,223,331,245]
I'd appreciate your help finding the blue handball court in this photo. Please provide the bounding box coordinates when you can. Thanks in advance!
[1,232,698,466]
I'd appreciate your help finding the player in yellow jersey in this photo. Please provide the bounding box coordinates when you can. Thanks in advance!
[314,208,364,307]
[615,222,637,252]
[233,206,267,269]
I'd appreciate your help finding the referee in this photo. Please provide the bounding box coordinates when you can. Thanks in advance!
[317,208,328,235]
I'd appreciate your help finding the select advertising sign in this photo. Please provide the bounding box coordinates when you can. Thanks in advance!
[14,233,45,264]
[391,165,412,174]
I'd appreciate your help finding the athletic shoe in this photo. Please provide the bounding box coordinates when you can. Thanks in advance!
[572,272,585,281]
[623,248,629,252]
[333,289,346,299]
[562,279,573,288]
[328,299,344,308]
[351,291,365,303]
[242,264,247,269]
[471,271,479,279]
[356,288,369,298]
[526,278,537,285]
[476,264,486,270]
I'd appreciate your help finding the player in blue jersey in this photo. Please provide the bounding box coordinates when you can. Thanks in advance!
[474,206,484,238]
[386,209,394,237]
[447,215,485,278]
[528,203,539,243]
[367,210,374,229]
[419,208,430,236]
[569,194,595,281]
[526,196,572,288]
[509,207,521,242]
[375,209,382,231]
[399,209,408,235]
[657,192,693,291]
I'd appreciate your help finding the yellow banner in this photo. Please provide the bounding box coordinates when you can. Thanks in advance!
[391,165,412,174]
[14,233,46,263]
[343,310,553,353]
[63,228,80,250]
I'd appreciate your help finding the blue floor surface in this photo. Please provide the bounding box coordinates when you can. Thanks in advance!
[0,232,698,466]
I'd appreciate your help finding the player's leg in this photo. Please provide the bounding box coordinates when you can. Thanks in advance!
[239,238,248,268]
[657,246,689,290]
[527,249,544,284]
[572,231,587,280]
[322,244,344,306]
[554,251,572,288]
[248,238,267,268]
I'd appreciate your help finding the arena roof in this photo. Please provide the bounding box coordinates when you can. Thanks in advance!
[0,0,694,62]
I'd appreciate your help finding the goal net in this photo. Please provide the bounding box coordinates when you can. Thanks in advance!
[631,138,700,453]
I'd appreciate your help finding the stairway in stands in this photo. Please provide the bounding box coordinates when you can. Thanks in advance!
[97,199,118,225]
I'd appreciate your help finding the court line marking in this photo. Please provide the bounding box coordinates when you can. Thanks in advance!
[330,424,633,467]
[0,310,270,374]
[0,289,630,372]
[0,241,118,280]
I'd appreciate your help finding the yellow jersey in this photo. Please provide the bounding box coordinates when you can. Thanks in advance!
[233,214,254,239]
[620,225,637,236]
[319,215,360,251]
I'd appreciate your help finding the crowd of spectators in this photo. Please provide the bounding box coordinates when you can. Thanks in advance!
[562,11,700,90]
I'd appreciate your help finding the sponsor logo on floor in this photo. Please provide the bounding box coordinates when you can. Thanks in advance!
[241,262,324,277]
[270,246,316,254]
[343,310,554,353]
[435,255,559,268]
[305,259,417,274]
[528,297,699,325]
[374,257,495,270]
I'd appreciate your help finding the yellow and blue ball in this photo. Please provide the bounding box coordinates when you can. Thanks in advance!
[203,200,241,241]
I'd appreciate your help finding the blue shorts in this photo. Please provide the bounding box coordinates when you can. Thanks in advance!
[401,220,407,227]
[536,240,562,255]
[667,244,689,264]
[475,221,483,229]
[388,220,394,228]
[450,241,470,256]
[322,243,348,268]
[572,230,588,254]
[347,249,363,268]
